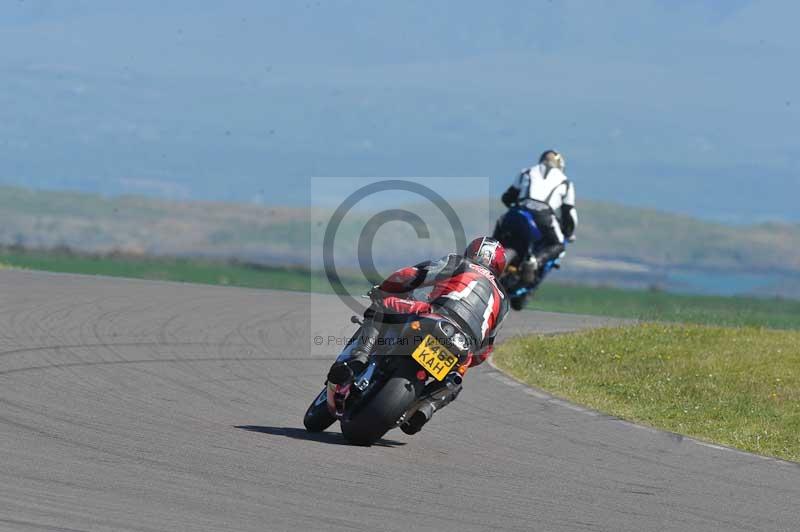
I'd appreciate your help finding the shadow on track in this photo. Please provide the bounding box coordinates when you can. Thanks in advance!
[235,425,407,447]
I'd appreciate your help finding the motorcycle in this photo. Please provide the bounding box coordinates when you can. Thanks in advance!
[303,309,471,445]
[493,206,565,311]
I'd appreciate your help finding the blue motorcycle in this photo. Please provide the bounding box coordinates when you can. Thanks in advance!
[492,207,565,311]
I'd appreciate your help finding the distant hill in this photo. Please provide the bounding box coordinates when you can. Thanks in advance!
[1,185,798,297]
[0,185,306,264]
[576,201,800,273]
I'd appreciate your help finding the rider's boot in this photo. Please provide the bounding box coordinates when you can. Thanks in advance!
[523,243,566,285]
[326,319,381,385]
[534,243,566,268]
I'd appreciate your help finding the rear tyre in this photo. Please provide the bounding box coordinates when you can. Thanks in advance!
[341,360,422,445]
[303,388,336,433]
[510,294,527,311]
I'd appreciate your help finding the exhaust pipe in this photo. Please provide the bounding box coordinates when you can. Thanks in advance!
[445,372,463,388]
[400,372,463,426]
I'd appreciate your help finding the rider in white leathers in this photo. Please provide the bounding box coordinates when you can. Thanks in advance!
[500,150,578,282]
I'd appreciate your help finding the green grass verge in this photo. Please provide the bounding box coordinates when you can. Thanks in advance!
[1,246,799,329]
[0,246,368,294]
[494,323,800,462]
[529,282,800,329]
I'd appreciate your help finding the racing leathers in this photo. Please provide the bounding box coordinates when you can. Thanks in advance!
[327,254,509,433]
[500,163,577,275]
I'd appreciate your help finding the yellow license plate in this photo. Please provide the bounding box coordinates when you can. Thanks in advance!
[411,334,458,381]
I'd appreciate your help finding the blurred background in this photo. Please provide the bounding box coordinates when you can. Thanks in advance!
[0,0,798,299]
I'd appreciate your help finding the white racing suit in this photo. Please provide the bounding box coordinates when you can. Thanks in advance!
[500,163,578,273]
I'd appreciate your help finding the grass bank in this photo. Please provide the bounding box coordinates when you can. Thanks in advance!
[0,246,361,293]
[1,245,799,329]
[530,282,800,329]
[494,323,800,462]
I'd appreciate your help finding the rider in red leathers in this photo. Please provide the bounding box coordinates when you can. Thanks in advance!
[327,237,510,433]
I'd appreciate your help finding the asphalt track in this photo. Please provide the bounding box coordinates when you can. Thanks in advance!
[0,269,798,532]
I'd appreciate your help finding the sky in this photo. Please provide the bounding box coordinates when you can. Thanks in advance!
[0,0,798,222]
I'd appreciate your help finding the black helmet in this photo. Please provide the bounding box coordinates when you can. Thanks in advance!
[539,150,565,171]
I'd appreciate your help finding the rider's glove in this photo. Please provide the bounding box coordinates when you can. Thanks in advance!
[501,186,519,208]
[366,285,386,304]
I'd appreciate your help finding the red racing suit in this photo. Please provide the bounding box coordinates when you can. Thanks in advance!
[376,254,509,368]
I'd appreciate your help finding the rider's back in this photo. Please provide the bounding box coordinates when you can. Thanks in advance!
[515,164,572,213]
[427,254,508,344]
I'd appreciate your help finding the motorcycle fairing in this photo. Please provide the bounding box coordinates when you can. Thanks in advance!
[494,207,543,264]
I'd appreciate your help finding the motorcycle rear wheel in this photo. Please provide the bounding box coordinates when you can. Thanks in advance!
[510,294,528,311]
[341,359,422,445]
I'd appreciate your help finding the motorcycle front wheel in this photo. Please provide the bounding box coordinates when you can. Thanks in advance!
[303,388,336,433]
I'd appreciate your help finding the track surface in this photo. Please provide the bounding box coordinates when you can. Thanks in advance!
[0,270,798,532]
